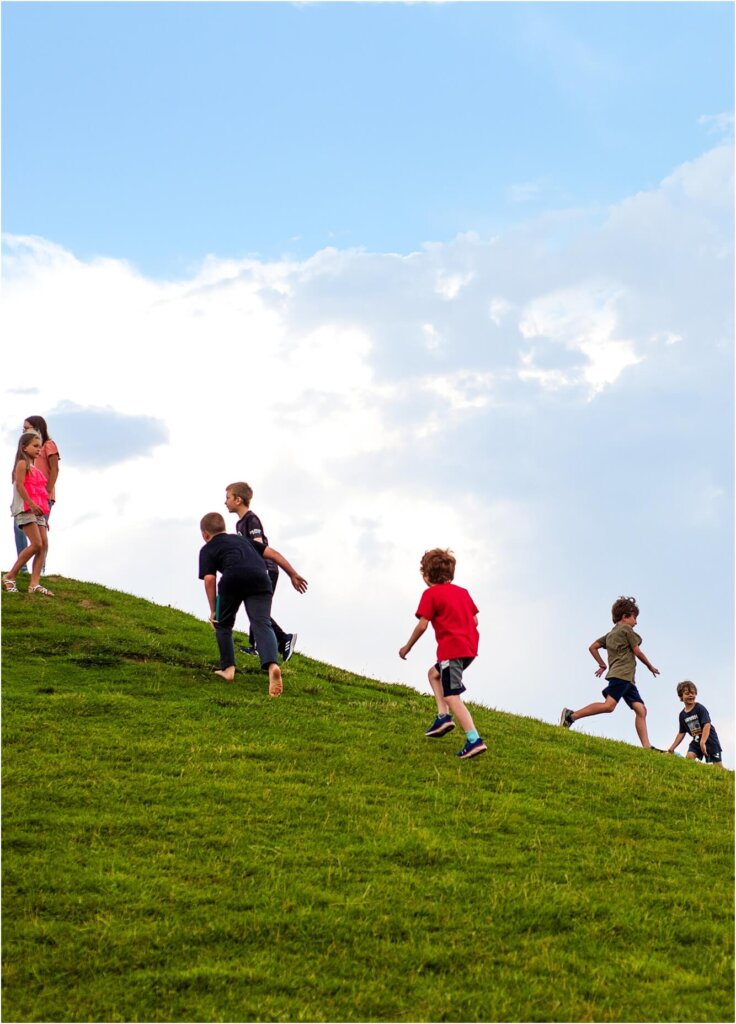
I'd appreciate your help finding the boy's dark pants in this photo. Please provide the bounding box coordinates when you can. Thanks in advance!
[216,572,278,670]
[247,567,288,652]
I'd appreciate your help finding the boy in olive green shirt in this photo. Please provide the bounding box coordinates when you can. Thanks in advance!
[560,595,662,748]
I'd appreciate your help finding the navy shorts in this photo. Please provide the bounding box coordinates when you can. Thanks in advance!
[602,678,645,708]
[687,740,722,764]
[437,657,474,697]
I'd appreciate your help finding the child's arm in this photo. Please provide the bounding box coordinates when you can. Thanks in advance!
[262,545,308,593]
[203,574,218,627]
[14,462,43,516]
[668,731,686,754]
[633,645,659,676]
[589,640,607,678]
[399,617,429,660]
[700,722,712,754]
[45,452,60,496]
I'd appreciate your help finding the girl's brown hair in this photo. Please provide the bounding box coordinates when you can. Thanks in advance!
[420,548,456,585]
[12,431,41,482]
[24,415,50,445]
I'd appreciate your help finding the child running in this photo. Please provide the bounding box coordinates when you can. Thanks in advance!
[399,548,487,760]
[3,431,54,596]
[667,681,724,767]
[560,595,661,748]
[198,512,307,696]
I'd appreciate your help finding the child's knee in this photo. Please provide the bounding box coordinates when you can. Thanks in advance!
[428,666,440,685]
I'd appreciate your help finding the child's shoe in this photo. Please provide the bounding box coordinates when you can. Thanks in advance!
[239,645,258,656]
[559,707,574,729]
[282,633,297,663]
[457,737,487,759]
[425,714,455,737]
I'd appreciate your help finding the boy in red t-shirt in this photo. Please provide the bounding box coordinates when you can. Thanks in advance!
[399,548,487,760]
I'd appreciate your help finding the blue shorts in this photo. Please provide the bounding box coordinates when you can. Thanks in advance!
[437,657,474,697]
[687,740,722,764]
[602,678,644,708]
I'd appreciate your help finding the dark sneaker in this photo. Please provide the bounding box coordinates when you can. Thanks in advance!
[239,646,258,656]
[282,633,297,663]
[425,714,455,738]
[650,747,667,753]
[559,707,574,729]
[457,737,487,759]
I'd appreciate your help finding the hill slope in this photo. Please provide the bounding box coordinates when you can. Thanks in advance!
[2,577,733,1023]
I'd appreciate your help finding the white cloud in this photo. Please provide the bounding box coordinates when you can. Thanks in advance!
[2,141,732,760]
[518,283,641,393]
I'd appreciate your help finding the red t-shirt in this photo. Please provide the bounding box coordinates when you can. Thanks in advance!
[416,583,479,661]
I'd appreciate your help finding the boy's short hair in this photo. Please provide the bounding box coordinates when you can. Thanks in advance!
[611,595,639,623]
[227,481,253,506]
[200,512,226,535]
[420,548,456,585]
[676,680,698,698]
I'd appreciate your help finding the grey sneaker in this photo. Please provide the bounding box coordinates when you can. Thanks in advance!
[560,707,574,729]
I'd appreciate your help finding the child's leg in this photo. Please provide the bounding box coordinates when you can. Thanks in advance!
[444,694,476,733]
[428,665,450,716]
[213,581,241,681]
[29,525,49,589]
[630,701,651,748]
[571,695,618,721]
[244,593,279,668]
[5,524,42,581]
[14,520,28,570]
[243,592,282,695]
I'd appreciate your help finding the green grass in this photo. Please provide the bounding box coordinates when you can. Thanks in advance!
[3,576,733,1023]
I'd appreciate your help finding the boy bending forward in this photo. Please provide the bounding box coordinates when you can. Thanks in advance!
[199,513,307,696]
[400,548,487,760]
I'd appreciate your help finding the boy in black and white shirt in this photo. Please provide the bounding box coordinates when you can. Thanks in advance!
[225,481,297,662]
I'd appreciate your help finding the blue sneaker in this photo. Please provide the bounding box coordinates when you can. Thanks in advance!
[457,737,487,759]
[425,714,455,738]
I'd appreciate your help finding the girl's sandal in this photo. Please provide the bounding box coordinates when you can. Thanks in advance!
[2,575,19,593]
[28,584,54,597]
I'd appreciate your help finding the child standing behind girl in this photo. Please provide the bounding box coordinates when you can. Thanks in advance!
[3,432,54,596]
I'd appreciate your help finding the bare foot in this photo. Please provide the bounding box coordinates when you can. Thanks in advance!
[214,667,236,682]
[268,665,283,697]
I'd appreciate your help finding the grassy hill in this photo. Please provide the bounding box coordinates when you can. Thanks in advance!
[2,577,733,1023]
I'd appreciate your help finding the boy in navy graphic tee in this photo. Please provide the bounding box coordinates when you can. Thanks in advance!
[667,681,724,767]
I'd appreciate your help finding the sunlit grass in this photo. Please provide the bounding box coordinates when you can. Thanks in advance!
[3,577,733,1022]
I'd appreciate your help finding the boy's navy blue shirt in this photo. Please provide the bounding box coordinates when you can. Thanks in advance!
[679,702,721,750]
[199,532,268,581]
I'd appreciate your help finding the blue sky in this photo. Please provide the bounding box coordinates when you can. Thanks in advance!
[3,2,733,275]
[2,2,733,761]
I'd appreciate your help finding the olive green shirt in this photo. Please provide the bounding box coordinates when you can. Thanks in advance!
[596,623,642,682]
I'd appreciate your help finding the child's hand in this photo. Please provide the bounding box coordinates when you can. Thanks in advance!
[649,665,660,677]
[399,645,410,660]
[594,665,606,678]
[290,573,308,593]
[209,614,217,630]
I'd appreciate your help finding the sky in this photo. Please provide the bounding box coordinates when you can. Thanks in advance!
[2,1,734,762]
